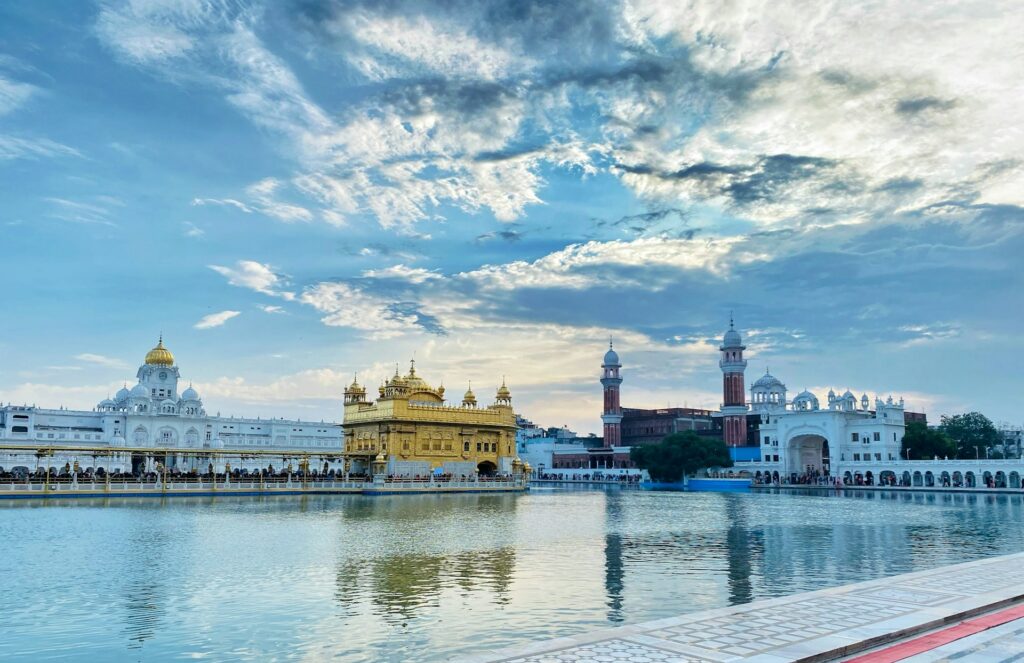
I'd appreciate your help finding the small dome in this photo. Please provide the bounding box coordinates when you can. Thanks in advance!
[115,386,131,401]
[753,372,783,389]
[99,398,116,408]
[794,389,816,400]
[181,386,200,401]
[721,315,743,348]
[842,389,855,399]
[497,379,511,399]
[603,342,620,366]
[144,336,174,366]
[130,384,150,399]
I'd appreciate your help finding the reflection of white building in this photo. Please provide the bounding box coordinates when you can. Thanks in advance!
[749,370,906,476]
[0,337,342,474]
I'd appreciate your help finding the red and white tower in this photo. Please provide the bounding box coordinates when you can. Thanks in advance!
[600,341,623,448]
[719,315,749,447]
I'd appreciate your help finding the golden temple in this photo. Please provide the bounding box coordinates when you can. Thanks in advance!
[342,361,521,477]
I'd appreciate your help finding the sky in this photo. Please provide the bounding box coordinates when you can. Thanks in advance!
[1,1,1022,433]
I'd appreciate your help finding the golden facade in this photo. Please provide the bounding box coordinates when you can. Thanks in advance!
[342,361,519,476]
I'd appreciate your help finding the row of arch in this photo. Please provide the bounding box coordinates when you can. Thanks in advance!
[752,469,1023,489]
[845,469,1021,489]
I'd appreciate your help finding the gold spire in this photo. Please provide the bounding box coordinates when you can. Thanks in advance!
[144,335,175,366]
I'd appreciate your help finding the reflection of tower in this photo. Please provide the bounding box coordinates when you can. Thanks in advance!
[604,492,625,623]
[724,496,755,605]
[601,341,623,449]
[719,316,749,447]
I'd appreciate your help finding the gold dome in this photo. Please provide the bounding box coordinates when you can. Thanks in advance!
[497,378,511,399]
[144,336,175,366]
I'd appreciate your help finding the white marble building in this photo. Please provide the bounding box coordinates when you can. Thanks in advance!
[0,337,342,474]
[737,370,1024,489]
[747,371,906,477]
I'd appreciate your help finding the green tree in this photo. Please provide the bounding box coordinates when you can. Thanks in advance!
[900,421,955,460]
[630,431,732,482]
[940,412,1000,459]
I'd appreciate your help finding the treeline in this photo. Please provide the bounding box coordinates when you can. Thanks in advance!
[902,412,1009,459]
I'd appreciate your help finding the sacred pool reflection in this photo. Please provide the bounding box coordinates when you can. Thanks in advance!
[3,489,1024,661]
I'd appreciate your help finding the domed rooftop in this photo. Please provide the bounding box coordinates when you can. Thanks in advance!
[752,371,784,389]
[603,340,620,366]
[99,398,116,408]
[463,383,477,405]
[721,314,744,348]
[130,384,150,398]
[115,385,131,401]
[144,335,174,366]
[181,385,200,401]
[794,389,816,401]
[842,389,856,399]
[497,379,511,399]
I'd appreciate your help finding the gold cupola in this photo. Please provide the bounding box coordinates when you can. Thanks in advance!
[144,335,175,366]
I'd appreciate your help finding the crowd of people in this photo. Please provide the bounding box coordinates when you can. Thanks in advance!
[534,472,643,483]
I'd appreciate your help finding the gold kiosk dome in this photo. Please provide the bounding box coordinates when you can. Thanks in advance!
[144,336,175,366]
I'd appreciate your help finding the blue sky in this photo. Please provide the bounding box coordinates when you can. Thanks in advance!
[2,1,1022,433]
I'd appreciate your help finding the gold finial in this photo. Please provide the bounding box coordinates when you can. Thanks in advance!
[409,357,416,376]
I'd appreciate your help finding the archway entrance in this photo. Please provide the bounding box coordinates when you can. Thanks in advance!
[786,435,829,477]
[131,453,147,476]
[477,461,497,476]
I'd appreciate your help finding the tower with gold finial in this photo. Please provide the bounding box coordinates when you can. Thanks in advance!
[462,382,477,407]
[344,375,366,404]
[601,339,622,449]
[719,314,749,447]
[136,334,181,401]
[495,378,512,407]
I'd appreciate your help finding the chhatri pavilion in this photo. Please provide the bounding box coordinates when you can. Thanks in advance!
[342,361,521,477]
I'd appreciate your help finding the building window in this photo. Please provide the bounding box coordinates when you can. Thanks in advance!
[851,433,859,442]
[772,455,779,462]
[853,453,860,461]
[873,432,881,442]
[463,441,470,452]
[874,453,881,461]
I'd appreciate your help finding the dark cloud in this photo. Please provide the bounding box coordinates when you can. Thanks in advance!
[895,96,957,116]
[875,177,923,193]
[476,229,523,243]
[619,154,843,210]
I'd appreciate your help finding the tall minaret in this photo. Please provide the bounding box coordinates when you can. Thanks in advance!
[720,315,749,447]
[601,340,623,449]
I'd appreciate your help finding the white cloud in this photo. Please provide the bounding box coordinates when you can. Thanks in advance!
[339,13,528,81]
[191,197,252,213]
[183,221,205,237]
[299,282,418,339]
[258,304,285,314]
[209,260,294,299]
[362,264,441,284]
[74,353,128,369]
[194,310,241,329]
[0,74,36,116]
[0,136,81,161]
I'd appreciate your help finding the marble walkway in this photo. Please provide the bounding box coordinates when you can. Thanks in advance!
[459,552,1024,663]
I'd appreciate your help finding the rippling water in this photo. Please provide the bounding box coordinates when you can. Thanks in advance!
[2,488,1023,661]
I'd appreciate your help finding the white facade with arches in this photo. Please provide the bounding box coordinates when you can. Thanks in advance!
[741,370,908,478]
[0,338,342,475]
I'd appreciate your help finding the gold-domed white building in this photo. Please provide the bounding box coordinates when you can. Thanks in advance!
[343,361,519,476]
[0,336,342,475]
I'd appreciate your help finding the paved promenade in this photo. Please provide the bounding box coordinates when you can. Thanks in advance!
[460,552,1024,663]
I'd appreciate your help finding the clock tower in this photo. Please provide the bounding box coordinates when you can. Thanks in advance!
[136,335,181,400]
